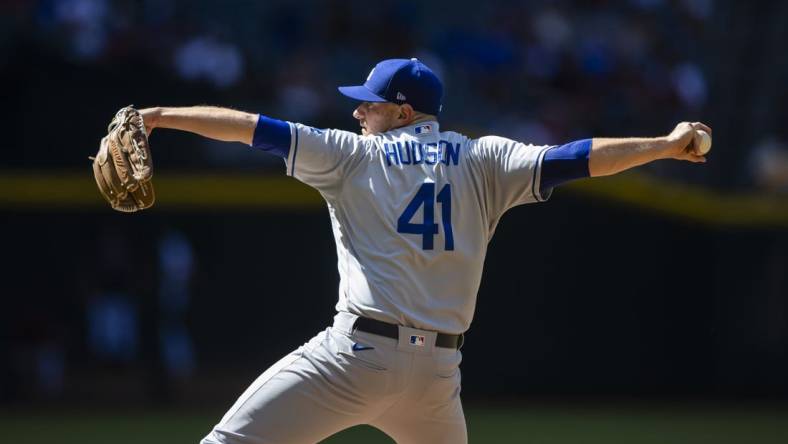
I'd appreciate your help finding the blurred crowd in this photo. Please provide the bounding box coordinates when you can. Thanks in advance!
[2,0,788,404]
[2,0,787,190]
[2,223,197,402]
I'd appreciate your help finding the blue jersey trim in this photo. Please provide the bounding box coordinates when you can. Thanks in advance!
[540,139,592,191]
[251,114,291,159]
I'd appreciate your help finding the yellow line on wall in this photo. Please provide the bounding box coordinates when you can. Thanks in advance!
[563,173,788,227]
[0,171,323,209]
[1,170,787,227]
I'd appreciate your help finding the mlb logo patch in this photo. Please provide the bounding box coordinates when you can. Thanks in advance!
[409,335,426,347]
[415,124,432,134]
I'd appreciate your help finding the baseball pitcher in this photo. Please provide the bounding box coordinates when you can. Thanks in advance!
[127,58,709,443]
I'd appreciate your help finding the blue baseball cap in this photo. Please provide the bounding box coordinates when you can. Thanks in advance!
[338,58,443,115]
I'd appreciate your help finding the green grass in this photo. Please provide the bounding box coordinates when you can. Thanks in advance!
[3,404,787,443]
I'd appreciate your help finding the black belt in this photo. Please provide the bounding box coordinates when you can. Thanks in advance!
[352,316,464,349]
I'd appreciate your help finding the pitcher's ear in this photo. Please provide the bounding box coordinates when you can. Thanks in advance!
[398,103,414,121]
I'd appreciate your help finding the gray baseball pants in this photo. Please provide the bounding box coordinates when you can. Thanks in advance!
[201,311,466,444]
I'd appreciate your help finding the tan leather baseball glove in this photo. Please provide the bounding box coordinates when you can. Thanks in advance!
[91,106,155,212]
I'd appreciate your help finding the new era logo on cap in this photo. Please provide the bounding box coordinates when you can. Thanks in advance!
[409,335,426,347]
[338,58,444,115]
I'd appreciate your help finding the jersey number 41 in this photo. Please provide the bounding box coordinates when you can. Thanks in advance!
[397,183,454,251]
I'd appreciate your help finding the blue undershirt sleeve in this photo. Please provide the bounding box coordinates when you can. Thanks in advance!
[540,138,592,191]
[250,114,292,159]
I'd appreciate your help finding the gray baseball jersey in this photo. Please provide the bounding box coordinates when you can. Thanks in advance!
[201,119,553,444]
[285,120,552,334]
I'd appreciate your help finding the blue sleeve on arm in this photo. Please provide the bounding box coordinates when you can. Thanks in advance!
[540,138,592,191]
[251,114,291,159]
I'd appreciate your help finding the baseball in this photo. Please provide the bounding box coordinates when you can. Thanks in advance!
[693,129,712,155]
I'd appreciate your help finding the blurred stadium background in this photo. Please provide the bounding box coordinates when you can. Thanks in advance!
[2,0,788,442]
